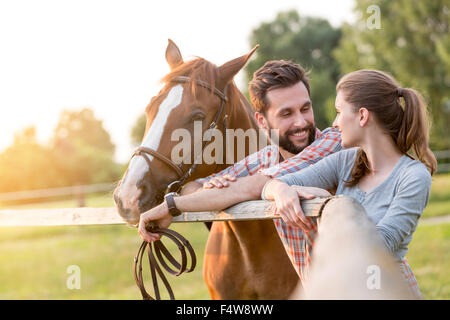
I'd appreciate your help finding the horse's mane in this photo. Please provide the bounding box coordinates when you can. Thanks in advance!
[160,58,245,116]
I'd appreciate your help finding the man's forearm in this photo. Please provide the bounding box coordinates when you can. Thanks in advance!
[174,174,269,212]
[180,181,203,195]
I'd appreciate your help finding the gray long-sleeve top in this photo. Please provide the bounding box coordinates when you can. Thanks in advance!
[277,147,432,261]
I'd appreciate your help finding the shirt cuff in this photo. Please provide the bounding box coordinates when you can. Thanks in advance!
[260,180,272,200]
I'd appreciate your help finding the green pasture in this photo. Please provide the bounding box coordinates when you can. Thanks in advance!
[423,173,450,218]
[0,173,449,299]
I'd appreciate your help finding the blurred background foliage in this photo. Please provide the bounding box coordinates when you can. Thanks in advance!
[334,0,450,150]
[1,1,449,194]
[245,10,342,131]
[0,108,122,193]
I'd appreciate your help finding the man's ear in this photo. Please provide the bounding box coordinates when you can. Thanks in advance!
[359,107,370,127]
[254,112,269,130]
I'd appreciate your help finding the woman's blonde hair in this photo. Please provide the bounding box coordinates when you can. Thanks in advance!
[336,69,437,187]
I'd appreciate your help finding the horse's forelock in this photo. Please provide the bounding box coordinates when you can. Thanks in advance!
[160,58,242,113]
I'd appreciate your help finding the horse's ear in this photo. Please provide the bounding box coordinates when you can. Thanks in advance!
[165,39,184,70]
[217,45,259,86]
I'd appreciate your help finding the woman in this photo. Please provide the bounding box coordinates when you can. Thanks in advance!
[138,69,436,299]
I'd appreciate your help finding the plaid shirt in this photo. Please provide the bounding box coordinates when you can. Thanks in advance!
[195,126,421,298]
[196,127,342,184]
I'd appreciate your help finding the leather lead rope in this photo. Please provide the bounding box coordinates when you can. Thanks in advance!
[133,226,197,300]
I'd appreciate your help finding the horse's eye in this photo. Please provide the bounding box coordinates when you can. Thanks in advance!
[190,112,205,122]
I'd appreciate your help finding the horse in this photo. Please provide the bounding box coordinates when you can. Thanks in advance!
[113,39,298,299]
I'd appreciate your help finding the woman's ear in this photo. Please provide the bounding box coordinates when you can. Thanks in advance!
[359,107,370,127]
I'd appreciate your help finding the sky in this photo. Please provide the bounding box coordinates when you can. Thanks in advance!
[0,0,355,163]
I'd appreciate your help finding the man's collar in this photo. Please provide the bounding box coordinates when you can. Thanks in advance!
[315,127,322,140]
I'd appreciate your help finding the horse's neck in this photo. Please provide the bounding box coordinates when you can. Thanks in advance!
[231,91,258,131]
[225,90,259,136]
[213,91,262,172]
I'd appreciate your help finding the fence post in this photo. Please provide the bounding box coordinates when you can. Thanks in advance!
[292,195,414,299]
[76,185,86,207]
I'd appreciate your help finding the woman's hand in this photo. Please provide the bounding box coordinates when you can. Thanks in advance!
[267,181,331,231]
[271,184,315,230]
[291,186,332,198]
[203,174,237,189]
[138,203,173,242]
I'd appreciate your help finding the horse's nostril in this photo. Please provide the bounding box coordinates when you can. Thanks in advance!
[136,178,145,190]
[114,193,122,209]
[113,193,120,206]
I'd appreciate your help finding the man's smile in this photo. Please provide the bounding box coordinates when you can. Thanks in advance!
[287,128,309,141]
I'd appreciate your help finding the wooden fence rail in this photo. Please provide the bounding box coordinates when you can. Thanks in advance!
[0,183,115,202]
[435,149,450,173]
[0,198,325,227]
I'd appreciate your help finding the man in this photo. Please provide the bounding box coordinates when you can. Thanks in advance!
[138,60,342,281]
[184,60,340,195]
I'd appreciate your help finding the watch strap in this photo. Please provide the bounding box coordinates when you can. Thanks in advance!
[165,192,182,217]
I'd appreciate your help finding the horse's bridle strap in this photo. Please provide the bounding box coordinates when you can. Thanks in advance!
[134,146,184,178]
[171,76,228,102]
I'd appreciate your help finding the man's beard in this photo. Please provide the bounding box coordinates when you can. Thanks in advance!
[268,123,316,155]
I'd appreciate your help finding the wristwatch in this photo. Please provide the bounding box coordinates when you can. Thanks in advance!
[164,192,182,217]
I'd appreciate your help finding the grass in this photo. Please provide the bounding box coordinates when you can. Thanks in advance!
[0,173,449,299]
[0,221,447,300]
[0,223,210,299]
[0,192,211,299]
[406,222,450,299]
[422,173,450,218]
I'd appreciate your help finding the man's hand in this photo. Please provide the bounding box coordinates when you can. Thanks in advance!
[203,174,237,189]
[138,202,173,242]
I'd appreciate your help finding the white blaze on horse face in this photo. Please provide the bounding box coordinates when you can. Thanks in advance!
[125,84,184,186]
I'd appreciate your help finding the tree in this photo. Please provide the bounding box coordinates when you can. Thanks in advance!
[52,108,120,185]
[53,108,115,155]
[334,0,450,149]
[0,127,67,192]
[246,10,342,130]
[131,113,147,146]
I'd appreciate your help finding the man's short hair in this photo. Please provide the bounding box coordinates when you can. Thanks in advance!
[249,60,310,114]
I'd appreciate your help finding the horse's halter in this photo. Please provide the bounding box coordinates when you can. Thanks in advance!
[132,76,229,195]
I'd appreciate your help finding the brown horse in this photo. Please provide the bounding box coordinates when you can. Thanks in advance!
[113,40,298,299]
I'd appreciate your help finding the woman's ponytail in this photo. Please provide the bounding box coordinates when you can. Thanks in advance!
[398,88,437,174]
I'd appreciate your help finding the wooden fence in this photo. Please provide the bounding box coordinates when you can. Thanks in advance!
[0,195,415,299]
[0,198,324,227]
[0,183,115,207]
[436,149,450,173]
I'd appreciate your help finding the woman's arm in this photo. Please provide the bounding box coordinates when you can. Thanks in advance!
[273,148,352,189]
[376,165,432,254]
